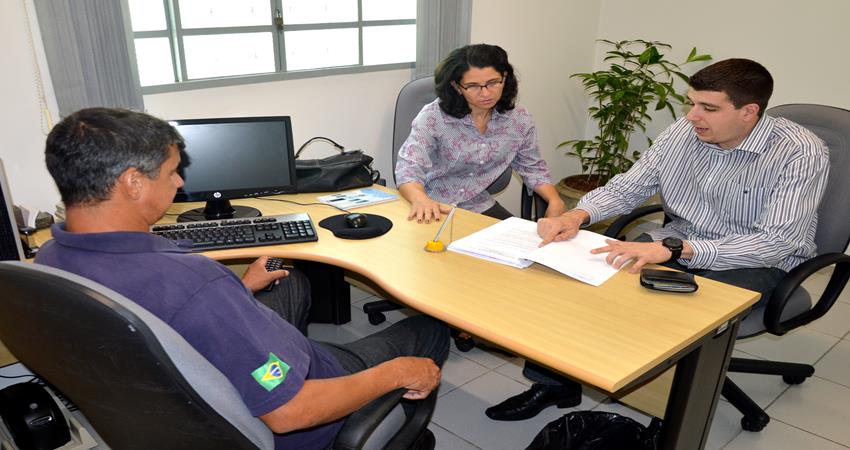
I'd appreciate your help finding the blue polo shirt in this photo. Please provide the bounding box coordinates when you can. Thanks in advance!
[36,224,346,450]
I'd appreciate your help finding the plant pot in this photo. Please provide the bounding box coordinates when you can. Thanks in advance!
[556,175,662,234]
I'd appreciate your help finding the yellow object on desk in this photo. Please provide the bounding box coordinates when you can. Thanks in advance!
[423,205,455,253]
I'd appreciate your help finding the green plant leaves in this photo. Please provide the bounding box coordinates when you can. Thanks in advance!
[564,39,712,184]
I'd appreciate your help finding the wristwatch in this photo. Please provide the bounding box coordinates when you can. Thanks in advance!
[661,237,683,262]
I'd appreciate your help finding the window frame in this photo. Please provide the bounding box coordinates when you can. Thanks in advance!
[127,0,415,94]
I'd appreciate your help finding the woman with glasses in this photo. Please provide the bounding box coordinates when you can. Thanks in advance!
[395,43,564,223]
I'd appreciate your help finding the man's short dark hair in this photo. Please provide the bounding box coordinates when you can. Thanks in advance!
[45,107,184,207]
[434,43,518,118]
[689,58,774,117]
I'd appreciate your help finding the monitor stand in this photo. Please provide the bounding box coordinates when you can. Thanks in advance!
[176,199,261,222]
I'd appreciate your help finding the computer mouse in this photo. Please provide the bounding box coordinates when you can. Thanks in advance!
[345,213,369,229]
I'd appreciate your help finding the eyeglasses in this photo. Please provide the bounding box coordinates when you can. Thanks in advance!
[457,78,504,94]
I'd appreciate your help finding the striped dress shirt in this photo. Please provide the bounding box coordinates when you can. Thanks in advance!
[578,115,829,272]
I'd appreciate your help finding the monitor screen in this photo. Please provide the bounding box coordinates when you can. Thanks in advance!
[170,116,296,222]
[0,159,25,261]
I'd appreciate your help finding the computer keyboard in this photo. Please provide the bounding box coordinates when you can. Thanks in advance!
[150,212,318,252]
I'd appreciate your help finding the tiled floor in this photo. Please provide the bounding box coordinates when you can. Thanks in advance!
[307,268,850,449]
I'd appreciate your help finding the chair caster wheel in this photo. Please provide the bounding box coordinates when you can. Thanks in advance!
[368,313,387,325]
[454,337,474,352]
[783,375,806,385]
[741,414,769,432]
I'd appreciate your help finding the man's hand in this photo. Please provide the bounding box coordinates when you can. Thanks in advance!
[408,197,452,224]
[386,356,442,400]
[241,256,289,292]
[591,239,672,273]
[537,209,589,246]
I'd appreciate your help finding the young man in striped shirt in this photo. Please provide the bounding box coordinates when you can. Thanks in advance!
[486,58,829,422]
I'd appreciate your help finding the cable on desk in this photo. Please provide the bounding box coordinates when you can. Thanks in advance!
[257,197,351,214]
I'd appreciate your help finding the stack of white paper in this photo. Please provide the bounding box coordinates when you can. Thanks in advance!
[447,217,620,286]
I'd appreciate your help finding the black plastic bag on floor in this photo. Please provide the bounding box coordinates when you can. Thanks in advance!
[525,411,662,450]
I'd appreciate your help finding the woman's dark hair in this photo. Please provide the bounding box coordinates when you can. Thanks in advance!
[45,107,184,207]
[434,44,518,118]
[689,58,774,118]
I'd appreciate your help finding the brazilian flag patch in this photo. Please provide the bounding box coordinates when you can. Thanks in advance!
[251,353,290,392]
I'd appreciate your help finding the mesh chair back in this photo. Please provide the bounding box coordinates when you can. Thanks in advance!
[767,104,850,255]
[392,76,437,184]
[0,261,272,450]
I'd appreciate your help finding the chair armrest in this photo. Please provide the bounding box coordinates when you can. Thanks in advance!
[520,190,549,221]
[334,389,405,450]
[764,252,850,335]
[603,204,665,239]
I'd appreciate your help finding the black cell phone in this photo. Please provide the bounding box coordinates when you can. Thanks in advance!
[640,268,698,293]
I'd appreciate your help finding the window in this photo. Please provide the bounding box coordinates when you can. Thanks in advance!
[128,0,416,90]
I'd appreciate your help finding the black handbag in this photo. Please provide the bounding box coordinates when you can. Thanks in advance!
[294,143,380,193]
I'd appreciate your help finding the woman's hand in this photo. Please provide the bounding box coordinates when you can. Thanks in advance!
[398,182,452,224]
[408,197,452,224]
[544,197,565,218]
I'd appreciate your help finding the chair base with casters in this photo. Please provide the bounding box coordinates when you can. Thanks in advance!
[0,261,437,450]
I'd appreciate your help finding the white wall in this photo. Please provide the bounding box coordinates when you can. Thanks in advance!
[144,69,413,189]
[0,0,60,213]
[595,0,850,139]
[471,0,601,214]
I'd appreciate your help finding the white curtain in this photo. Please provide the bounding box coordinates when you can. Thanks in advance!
[415,0,472,79]
[33,0,143,116]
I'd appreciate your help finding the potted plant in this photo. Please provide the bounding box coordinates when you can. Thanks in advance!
[558,39,711,203]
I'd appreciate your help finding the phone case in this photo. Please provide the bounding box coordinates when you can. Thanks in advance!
[640,268,698,293]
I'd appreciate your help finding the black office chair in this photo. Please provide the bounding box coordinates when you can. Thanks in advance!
[363,76,545,338]
[0,261,437,450]
[604,104,850,432]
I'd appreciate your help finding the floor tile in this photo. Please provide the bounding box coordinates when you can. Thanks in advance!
[430,423,481,450]
[724,419,850,450]
[494,357,532,386]
[801,270,832,295]
[806,301,850,339]
[438,351,490,397]
[725,369,791,409]
[735,327,838,365]
[449,345,514,369]
[814,339,850,388]
[767,376,850,446]
[706,400,745,450]
[350,285,374,303]
[432,372,576,450]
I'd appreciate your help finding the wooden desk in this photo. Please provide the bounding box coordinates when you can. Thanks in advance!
[0,340,14,367]
[23,188,758,449]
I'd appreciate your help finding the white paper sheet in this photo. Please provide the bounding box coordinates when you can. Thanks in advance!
[448,217,621,286]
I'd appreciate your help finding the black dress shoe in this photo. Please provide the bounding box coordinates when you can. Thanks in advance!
[485,382,582,421]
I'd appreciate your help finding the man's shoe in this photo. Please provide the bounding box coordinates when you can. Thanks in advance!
[485,383,581,421]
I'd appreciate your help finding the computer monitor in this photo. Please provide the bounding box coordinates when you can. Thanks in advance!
[170,116,297,222]
[0,159,25,261]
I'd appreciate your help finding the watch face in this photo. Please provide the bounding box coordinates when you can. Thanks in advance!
[663,237,683,249]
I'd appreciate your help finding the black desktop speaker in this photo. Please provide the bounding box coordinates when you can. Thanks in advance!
[0,383,70,450]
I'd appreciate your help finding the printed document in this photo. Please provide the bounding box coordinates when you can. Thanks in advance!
[447,217,620,286]
[317,188,398,209]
